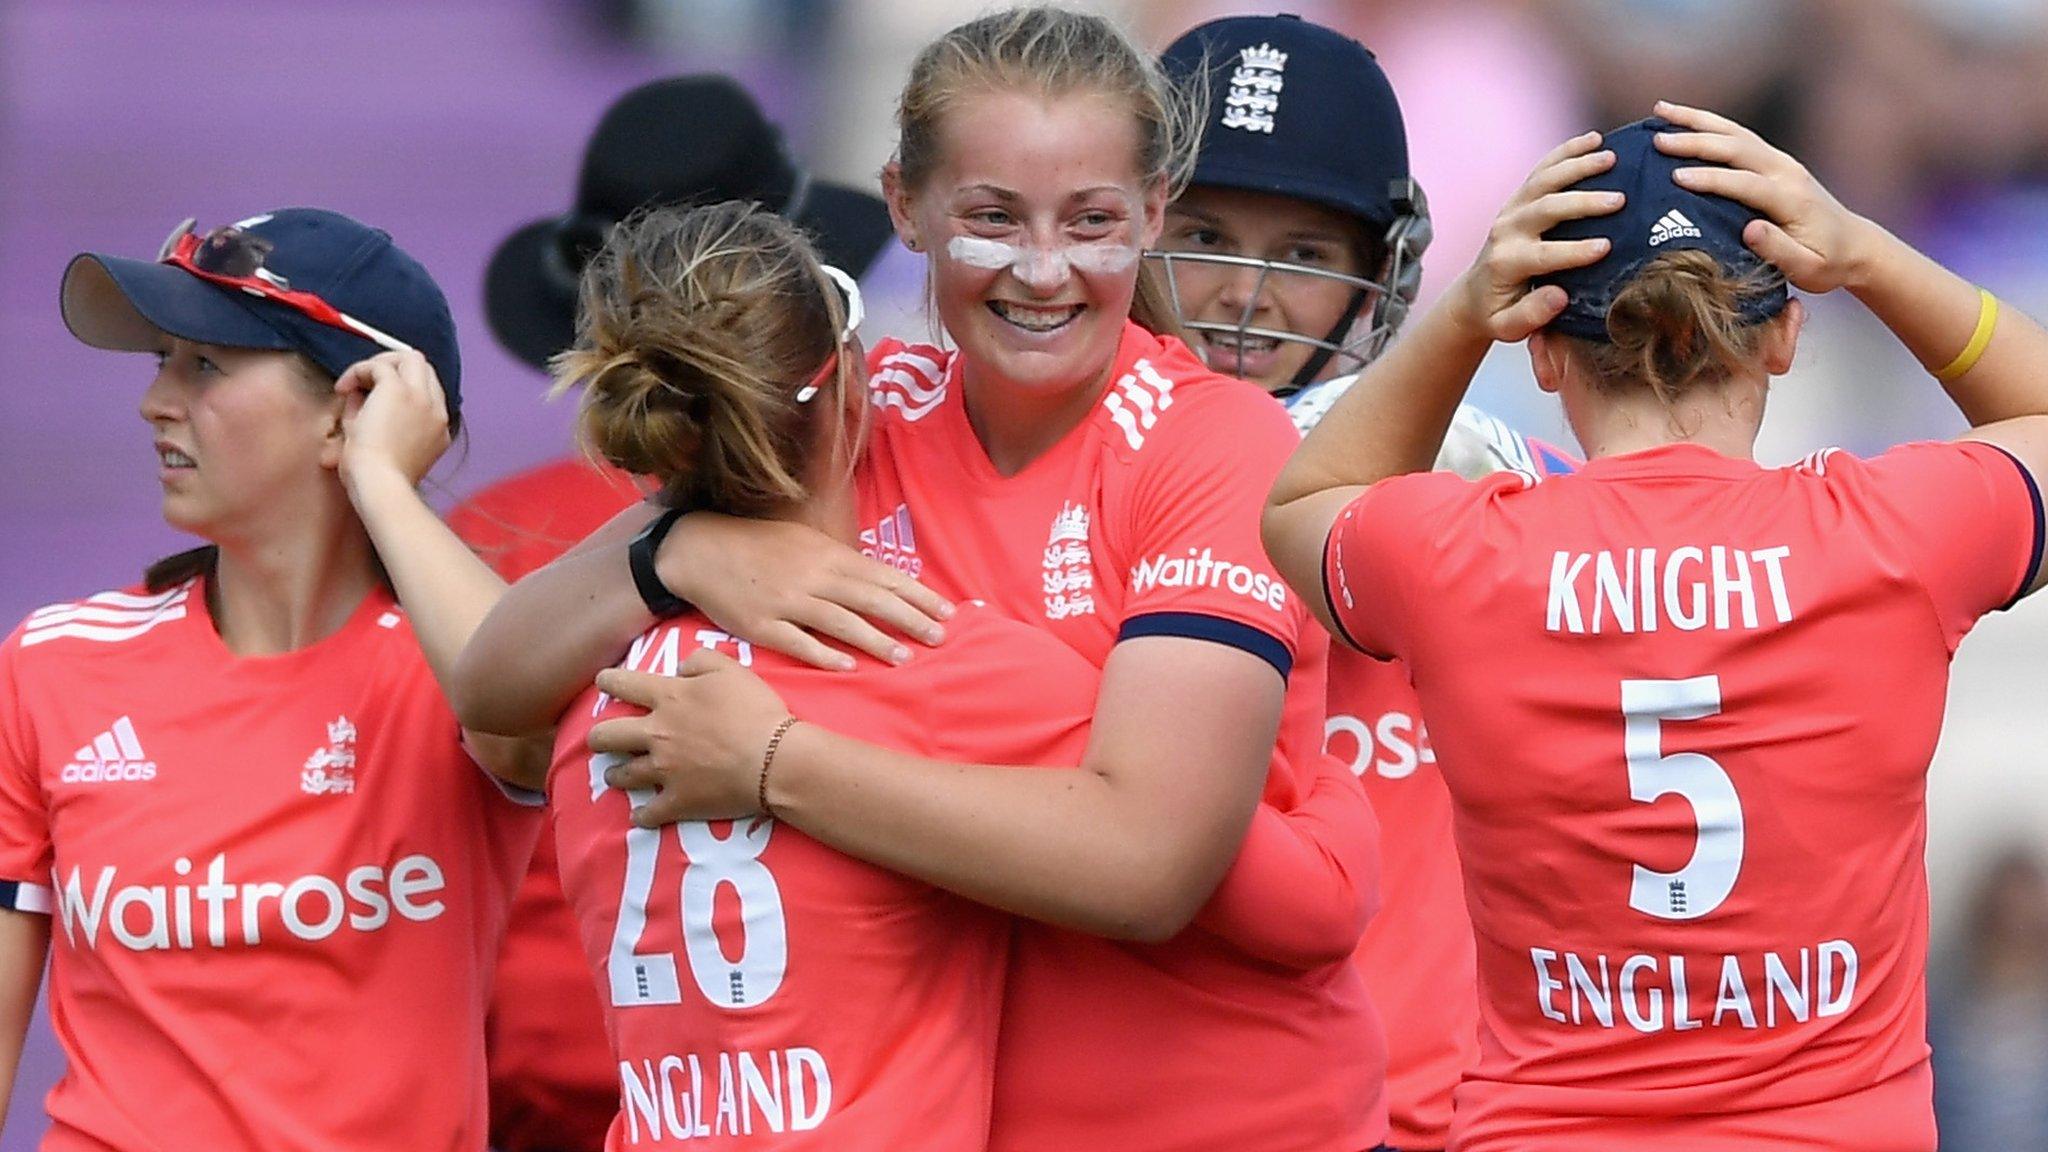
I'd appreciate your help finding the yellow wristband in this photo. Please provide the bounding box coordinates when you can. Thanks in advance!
[1935,288,1999,383]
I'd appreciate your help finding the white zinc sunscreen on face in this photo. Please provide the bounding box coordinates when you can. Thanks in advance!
[945,237,1139,289]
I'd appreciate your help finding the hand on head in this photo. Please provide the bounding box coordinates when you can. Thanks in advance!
[1653,100,1875,294]
[333,348,452,488]
[1456,132,1623,343]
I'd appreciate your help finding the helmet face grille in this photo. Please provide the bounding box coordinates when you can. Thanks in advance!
[1147,233,1418,386]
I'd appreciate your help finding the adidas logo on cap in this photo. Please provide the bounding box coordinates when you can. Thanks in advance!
[1648,209,1703,247]
[60,716,157,783]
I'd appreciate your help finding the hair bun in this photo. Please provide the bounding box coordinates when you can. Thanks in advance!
[549,202,850,515]
[1598,249,1772,406]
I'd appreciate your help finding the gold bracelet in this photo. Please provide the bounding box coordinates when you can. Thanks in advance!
[1935,288,1999,383]
[759,717,799,818]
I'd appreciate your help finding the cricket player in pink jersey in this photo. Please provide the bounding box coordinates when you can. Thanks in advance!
[1150,17,1576,1149]
[0,210,544,1150]
[457,9,1387,1151]
[503,202,1099,1149]
[1266,105,2048,1150]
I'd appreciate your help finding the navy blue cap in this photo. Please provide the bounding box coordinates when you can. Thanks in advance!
[1163,14,1409,228]
[1539,117,1788,343]
[60,208,463,425]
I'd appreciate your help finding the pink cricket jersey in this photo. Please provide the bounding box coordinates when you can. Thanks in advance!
[0,579,540,1151]
[863,321,1383,1152]
[448,457,644,1152]
[1323,440,2043,1151]
[548,606,1096,1150]
[1330,433,1574,1151]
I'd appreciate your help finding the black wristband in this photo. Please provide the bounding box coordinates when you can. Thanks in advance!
[628,508,691,618]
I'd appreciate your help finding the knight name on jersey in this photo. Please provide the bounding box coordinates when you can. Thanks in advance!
[1131,547,1288,611]
[619,1046,832,1145]
[1546,545,1794,635]
[55,852,447,951]
[1529,938,1858,1034]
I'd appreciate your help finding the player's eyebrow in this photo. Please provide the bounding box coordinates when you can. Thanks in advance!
[951,183,1133,205]
[1067,185,1132,202]
[954,183,1019,203]
[1283,227,1352,245]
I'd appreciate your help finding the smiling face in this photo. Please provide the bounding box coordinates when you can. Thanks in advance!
[139,339,341,543]
[887,87,1166,403]
[1157,185,1378,392]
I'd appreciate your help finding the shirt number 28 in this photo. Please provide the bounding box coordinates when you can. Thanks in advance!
[591,750,791,1010]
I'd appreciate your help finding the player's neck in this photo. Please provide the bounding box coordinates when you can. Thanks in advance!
[782,460,862,549]
[206,511,381,658]
[1568,379,1764,463]
[958,359,1116,477]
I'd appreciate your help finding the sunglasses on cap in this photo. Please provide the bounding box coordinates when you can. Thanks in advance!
[157,218,416,354]
[795,264,864,404]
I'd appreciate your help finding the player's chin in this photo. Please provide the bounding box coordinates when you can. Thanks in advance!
[156,495,214,537]
[1199,330,1312,393]
[1263,345,1320,392]
[969,309,1117,394]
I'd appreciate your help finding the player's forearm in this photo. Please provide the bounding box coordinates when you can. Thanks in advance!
[1846,220,2048,427]
[452,525,658,737]
[764,726,1252,942]
[1264,286,1493,619]
[1270,279,1493,510]
[0,910,49,1133]
[1193,767,1379,969]
[346,466,507,686]
[346,470,557,780]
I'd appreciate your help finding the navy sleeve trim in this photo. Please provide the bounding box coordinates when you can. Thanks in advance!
[1117,612,1292,680]
[0,879,52,915]
[1988,444,2045,610]
[1317,520,1374,657]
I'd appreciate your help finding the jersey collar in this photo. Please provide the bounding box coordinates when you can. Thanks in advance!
[1574,442,1763,482]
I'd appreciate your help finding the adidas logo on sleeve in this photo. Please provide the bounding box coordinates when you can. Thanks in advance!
[60,717,158,783]
[1648,209,1703,247]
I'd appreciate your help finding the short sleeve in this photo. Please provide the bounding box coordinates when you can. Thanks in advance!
[1855,440,2043,648]
[1117,384,1306,679]
[0,630,53,913]
[1322,471,1490,661]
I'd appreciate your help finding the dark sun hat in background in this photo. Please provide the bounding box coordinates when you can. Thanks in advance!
[485,74,896,370]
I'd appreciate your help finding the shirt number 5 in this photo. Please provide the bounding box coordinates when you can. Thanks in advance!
[1622,676,1743,921]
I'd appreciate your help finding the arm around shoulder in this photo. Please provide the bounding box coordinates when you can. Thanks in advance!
[732,636,1285,941]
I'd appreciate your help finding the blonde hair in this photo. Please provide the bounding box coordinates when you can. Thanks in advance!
[551,202,855,514]
[1582,250,1783,406]
[895,5,1202,339]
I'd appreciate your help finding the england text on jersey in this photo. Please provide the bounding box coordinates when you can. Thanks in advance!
[1530,939,1858,1033]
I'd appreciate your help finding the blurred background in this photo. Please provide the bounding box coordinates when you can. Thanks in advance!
[4,0,2048,1146]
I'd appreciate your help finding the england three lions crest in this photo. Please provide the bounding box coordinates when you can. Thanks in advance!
[302,716,358,796]
[1043,502,1096,621]
[1221,43,1287,134]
